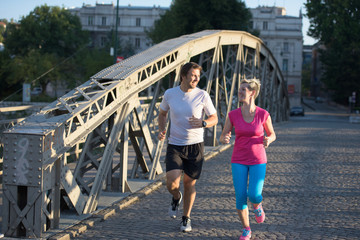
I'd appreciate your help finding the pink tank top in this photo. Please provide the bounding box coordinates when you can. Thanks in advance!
[228,107,269,165]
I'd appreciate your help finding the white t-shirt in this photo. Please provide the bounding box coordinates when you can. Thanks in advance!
[160,86,217,145]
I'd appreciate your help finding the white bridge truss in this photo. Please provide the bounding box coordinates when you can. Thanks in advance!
[2,30,289,238]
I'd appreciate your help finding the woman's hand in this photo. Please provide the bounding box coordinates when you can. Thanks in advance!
[220,131,231,144]
[263,136,270,148]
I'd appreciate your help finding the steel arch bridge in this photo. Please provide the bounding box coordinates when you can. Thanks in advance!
[2,30,289,238]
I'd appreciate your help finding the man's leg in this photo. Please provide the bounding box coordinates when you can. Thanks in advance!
[182,173,197,218]
[166,169,182,199]
[166,169,183,218]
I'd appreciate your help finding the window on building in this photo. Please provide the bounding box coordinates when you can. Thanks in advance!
[249,21,253,29]
[102,17,107,26]
[136,18,141,27]
[101,36,107,47]
[282,59,288,72]
[88,16,94,26]
[263,21,268,30]
[135,38,140,48]
[283,42,289,52]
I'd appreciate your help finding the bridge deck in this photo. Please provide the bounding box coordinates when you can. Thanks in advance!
[2,102,359,239]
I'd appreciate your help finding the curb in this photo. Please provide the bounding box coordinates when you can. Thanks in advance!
[49,143,234,240]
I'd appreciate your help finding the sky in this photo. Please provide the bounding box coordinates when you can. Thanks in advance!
[0,0,316,45]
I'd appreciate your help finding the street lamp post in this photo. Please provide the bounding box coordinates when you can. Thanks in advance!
[113,0,119,64]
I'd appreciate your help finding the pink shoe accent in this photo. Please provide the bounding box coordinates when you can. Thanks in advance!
[253,203,265,223]
[239,227,251,240]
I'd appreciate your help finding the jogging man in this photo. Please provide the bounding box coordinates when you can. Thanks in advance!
[158,62,218,232]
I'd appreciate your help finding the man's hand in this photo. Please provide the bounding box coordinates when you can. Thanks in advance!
[189,115,203,128]
[158,130,166,141]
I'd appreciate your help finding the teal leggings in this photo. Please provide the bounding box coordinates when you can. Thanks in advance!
[231,163,266,210]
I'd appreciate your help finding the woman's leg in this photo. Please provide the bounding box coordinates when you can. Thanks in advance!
[248,163,266,205]
[231,163,250,228]
[248,163,267,223]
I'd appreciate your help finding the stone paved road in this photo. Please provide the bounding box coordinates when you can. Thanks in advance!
[71,116,360,240]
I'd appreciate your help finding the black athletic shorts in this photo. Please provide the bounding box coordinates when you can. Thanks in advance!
[165,142,205,179]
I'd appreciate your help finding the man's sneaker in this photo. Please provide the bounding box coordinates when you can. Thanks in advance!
[253,203,265,223]
[168,192,182,218]
[239,227,251,240]
[180,216,192,232]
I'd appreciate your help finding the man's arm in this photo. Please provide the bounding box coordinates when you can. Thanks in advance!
[157,108,168,141]
[202,113,218,128]
[188,113,218,128]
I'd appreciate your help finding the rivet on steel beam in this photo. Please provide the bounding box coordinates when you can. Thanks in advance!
[38,182,41,185]
[38,175,41,179]
[38,159,42,162]
[38,167,41,171]
[13,173,16,177]
[13,149,17,152]
[13,179,16,183]
[13,157,16,160]
[4,164,7,169]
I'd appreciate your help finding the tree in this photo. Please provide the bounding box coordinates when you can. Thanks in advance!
[2,49,59,93]
[0,5,91,100]
[305,0,360,104]
[4,5,88,57]
[147,0,253,44]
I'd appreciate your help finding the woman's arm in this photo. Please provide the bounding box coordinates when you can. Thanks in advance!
[263,116,276,148]
[219,116,233,144]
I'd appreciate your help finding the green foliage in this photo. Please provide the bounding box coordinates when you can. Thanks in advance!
[4,5,89,57]
[4,49,59,88]
[75,47,113,83]
[147,0,252,44]
[305,0,360,104]
[302,62,311,95]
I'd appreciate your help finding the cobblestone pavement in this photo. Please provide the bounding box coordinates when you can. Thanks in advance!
[68,116,360,240]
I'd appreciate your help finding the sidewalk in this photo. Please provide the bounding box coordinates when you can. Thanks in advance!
[52,116,360,240]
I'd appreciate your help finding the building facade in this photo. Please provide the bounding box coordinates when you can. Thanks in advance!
[250,7,303,107]
[68,3,168,55]
[69,4,303,106]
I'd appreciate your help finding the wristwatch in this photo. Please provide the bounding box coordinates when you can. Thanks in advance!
[202,120,207,128]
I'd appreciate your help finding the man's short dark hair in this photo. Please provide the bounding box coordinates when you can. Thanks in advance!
[180,62,202,81]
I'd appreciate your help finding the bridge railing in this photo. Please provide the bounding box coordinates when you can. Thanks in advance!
[2,30,289,238]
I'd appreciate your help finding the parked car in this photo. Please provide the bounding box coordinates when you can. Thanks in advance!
[31,86,42,95]
[315,97,324,103]
[290,106,305,116]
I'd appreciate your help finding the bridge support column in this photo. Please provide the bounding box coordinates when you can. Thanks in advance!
[2,133,60,238]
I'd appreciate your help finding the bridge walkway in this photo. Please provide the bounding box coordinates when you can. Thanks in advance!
[43,112,360,240]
